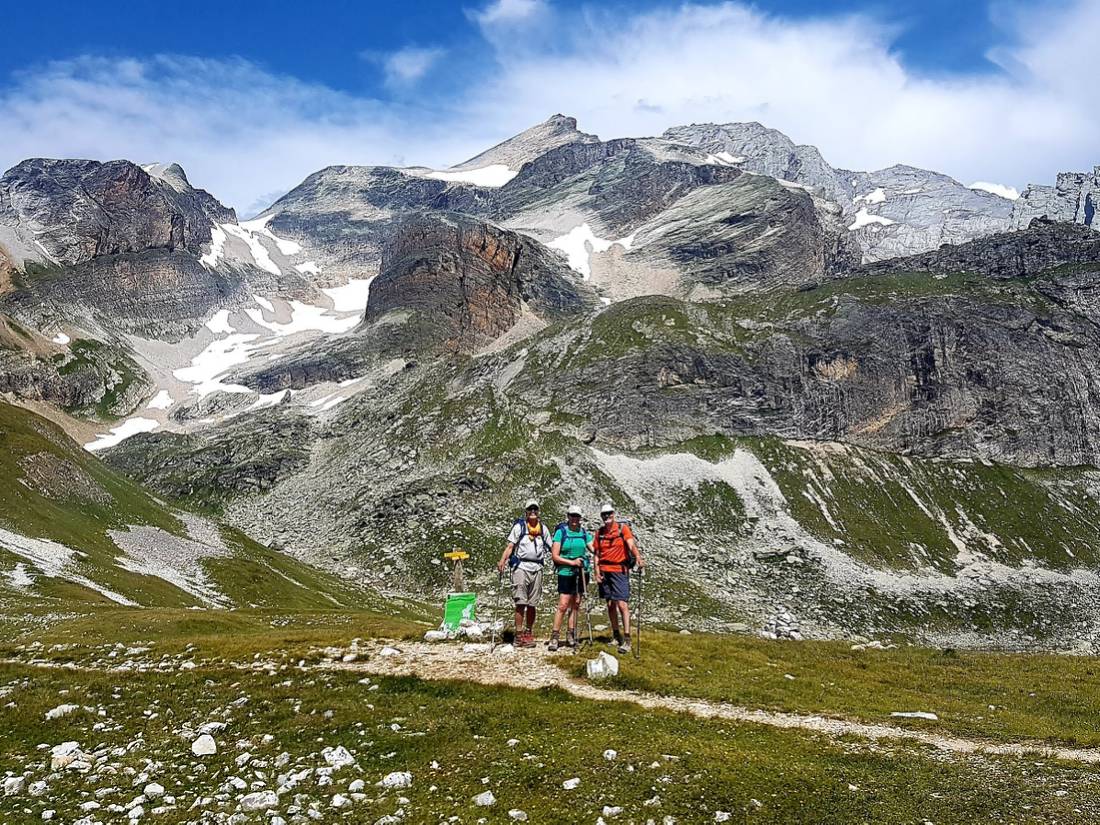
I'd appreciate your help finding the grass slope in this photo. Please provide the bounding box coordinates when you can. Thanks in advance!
[0,401,371,611]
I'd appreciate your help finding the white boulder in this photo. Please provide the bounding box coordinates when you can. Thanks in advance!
[322,746,355,769]
[191,734,217,756]
[473,790,496,807]
[240,790,278,812]
[586,652,619,680]
[377,771,412,789]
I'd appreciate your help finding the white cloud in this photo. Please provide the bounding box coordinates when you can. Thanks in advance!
[1,1,1098,213]
[0,55,484,211]
[472,0,547,27]
[378,46,446,88]
[969,181,1021,200]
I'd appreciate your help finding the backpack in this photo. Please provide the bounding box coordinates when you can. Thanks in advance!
[596,519,638,570]
[552,523,591,574]
[508,518,550,568]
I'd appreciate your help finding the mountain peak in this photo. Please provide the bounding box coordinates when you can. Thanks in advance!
[451,113,599,172]
[142,162,191,192]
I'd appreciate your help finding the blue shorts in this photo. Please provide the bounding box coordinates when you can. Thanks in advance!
[598,571,630,602]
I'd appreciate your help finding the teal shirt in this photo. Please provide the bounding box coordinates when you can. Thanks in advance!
[554,526,591,577]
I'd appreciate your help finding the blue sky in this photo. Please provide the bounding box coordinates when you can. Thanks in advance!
[2,0,1096,212]
[2,0,1004,94]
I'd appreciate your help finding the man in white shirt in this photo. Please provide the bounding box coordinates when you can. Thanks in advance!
[498,499,551,648]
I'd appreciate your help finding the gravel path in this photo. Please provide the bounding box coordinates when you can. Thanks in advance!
[333,640,1100,766]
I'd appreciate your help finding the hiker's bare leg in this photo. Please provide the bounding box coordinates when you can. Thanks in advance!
[607,602,621,640]
[617,600,631,636]
[514,605,525,632]
[552,594,570,634]
[525,605,536,633]
[568,596,579,634]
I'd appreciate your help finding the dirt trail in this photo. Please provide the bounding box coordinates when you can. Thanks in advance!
[333,640,1100,766]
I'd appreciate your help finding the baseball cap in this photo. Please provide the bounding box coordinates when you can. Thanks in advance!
[566,505,582,516]
[524,499,540,510]
[600,503,615,515]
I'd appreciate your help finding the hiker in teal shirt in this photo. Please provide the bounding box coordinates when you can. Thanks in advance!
[548,505,595,651]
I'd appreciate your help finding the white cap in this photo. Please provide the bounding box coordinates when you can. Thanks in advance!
[600,502,615,515]
[566,505,582,516]
[524,499,540,510]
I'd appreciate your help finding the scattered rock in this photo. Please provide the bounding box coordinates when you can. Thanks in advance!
[508,810,529,822]
[377,771,412,789]
[44,704,79,721]
[473,790,496,807]
[603,749,617,761]
[563,778,581,790]
[191,734,217,756]
[240,791,278,812]
[322,745,355,769]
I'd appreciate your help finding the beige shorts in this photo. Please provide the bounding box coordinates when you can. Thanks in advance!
[510,566,543,607]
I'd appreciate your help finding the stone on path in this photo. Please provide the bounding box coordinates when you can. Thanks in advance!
[587,651,619,680]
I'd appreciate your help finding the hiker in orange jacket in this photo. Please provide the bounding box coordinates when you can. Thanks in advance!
[593,503,645,654]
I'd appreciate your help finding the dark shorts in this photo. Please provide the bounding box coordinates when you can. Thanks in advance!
[598,571,630,602]
[557,572,590,595]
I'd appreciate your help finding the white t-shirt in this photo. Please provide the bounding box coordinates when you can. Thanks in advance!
[507,521,551,572]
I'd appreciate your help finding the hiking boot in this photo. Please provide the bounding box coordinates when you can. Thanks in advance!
[548,633,559,652]
[566,631,577,648]
[618,639,632,655]
[517,631,535,648]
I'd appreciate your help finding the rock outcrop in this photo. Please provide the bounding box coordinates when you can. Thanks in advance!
[1013,168,1099,230]
[365,212,592,352]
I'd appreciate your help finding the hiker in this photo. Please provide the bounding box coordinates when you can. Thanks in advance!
[594,503,645,654]
[498,499,552,648]
[548,505,594,651]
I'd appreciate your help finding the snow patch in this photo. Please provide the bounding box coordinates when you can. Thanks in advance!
[848,208,896,231]
[706,151,745,165]
[854,188,887,205]
[969,181,1020,200]
[244,300,361,336]
[84,417,159,452]
[146,390,173,410]
[222,223,280,276]
[200,225,227,268]
[254,295,275,313]
[548,224,636,279]
[425,164,517,187]
[295,261,321,276]
[205,310,235,335]
[174,334,259,396]
[51,332,70,346]
[322,277,375,313]
[239,214,302,255]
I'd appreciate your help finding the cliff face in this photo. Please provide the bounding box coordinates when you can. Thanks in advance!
[365,212,592,352]
[0,158,234,268]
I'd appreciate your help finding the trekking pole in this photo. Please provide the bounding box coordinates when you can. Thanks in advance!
[492,569,503,651]
[583,568,594,648]
[634,568,644,660]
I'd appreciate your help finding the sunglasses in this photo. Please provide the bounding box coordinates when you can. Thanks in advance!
[601,512,614,519]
